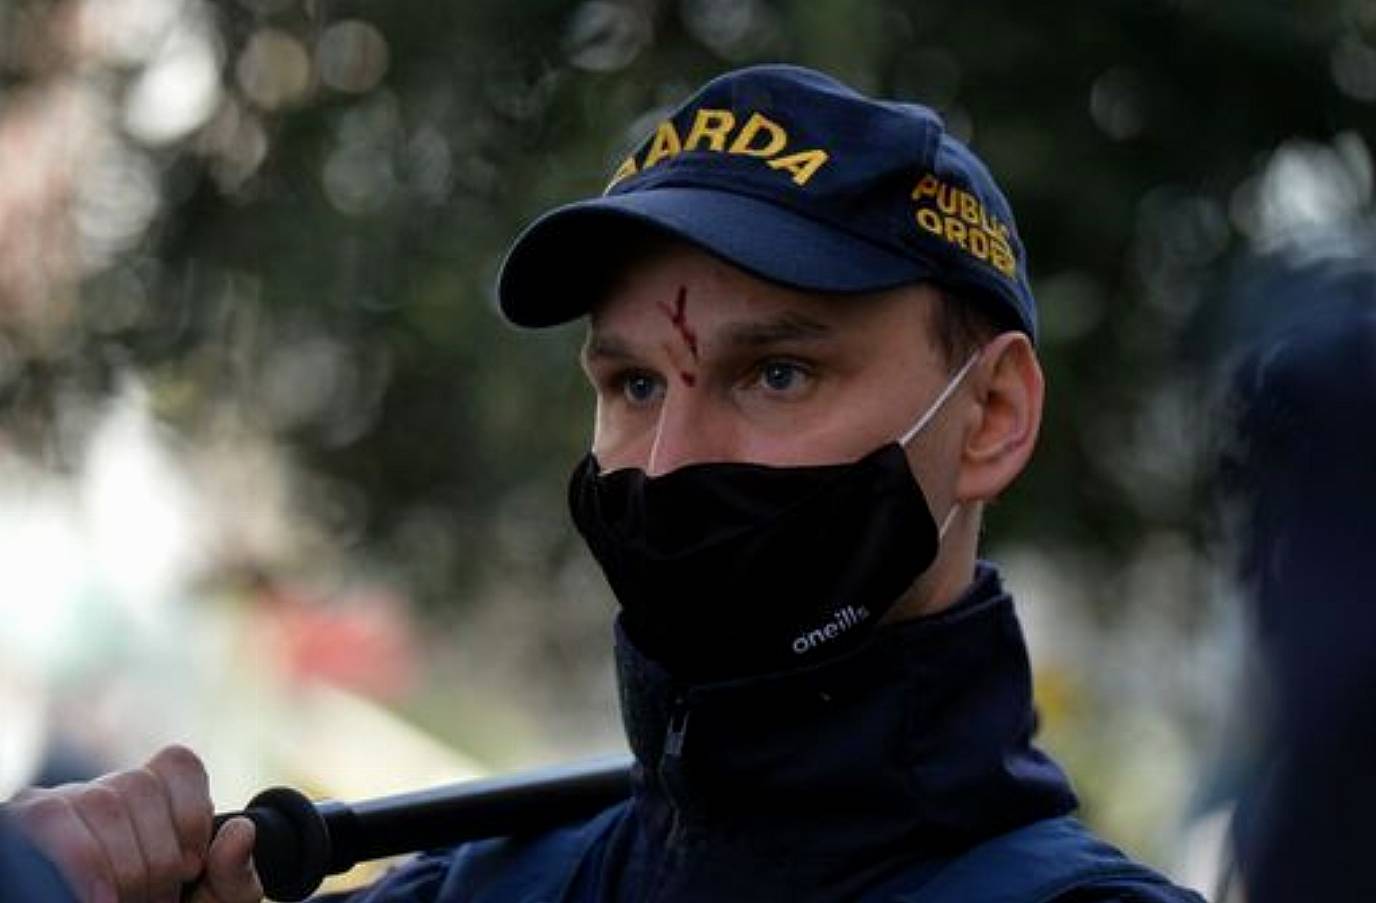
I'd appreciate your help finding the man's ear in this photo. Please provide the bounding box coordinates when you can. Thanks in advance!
[955,331,1043,503]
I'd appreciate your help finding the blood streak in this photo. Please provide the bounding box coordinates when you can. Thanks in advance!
[657,285,700,387]
[658,286,700,361]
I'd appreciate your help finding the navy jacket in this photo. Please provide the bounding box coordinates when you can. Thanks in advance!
[0,814,75,902]
[337,567,1203,902]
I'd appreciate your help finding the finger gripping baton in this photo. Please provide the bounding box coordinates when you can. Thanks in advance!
[216,755,634,901]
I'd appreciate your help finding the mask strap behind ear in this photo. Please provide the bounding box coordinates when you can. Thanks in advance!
[937,503,961,539]
[898,352,981,447]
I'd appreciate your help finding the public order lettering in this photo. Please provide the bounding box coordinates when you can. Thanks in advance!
[910,174,1018,279]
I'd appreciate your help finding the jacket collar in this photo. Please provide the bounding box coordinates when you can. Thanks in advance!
[614,563,1078,857]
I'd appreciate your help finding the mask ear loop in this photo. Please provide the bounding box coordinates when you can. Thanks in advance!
[897,351,981,541]
[898,352,981,447]
[937,504,961,539]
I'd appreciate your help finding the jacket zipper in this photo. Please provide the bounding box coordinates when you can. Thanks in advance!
[642,694,694,900]
[659,694,692,844]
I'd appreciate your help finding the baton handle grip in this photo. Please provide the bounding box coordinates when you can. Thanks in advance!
[197,755,634,901]
[211,786,333,901]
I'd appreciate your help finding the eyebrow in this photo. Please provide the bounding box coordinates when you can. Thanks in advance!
[581,331,636,367]
[717,312,833,348]
[581,311,835,368]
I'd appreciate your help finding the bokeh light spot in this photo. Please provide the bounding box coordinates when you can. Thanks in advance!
[200,99,270,192]
[679,0,777,60]
[74,145,161,264]
[1090,67,1147,141]
[124,20,222,145]
[563,1,649,73]
[318,20,390,94]
[236,28,312,110]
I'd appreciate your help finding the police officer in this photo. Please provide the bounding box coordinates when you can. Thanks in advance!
[6,65,1204,902]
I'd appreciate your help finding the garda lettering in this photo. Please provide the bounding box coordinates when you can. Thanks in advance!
[911,174,1017,279]
[607,107,830,190]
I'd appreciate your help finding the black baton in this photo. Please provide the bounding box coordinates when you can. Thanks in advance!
[207,754,634,901]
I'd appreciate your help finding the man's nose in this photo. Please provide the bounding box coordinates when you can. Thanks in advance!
[645,387,733,477]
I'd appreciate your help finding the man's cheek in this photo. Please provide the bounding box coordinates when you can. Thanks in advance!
[589,414,647,470]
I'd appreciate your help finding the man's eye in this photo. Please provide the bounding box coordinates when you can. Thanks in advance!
[620,372,663,405]
[757,360,810,394]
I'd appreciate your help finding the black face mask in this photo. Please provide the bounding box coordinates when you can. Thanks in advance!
[568,355,977,683]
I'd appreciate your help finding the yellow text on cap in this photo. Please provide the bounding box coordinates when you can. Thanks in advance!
[911,174,1017,279]
[606,107,831,192]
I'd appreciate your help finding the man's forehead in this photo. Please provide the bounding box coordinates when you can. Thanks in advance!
[591,236,851,317]
[586,307,834,348]
[590,247,831,326]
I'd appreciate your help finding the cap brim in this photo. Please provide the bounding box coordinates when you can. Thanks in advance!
[497,186,932,327]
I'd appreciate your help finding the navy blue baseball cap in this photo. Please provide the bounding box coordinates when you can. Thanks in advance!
[498,64,1038,341]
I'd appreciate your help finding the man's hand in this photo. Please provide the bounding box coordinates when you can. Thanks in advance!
[6,745,263,903]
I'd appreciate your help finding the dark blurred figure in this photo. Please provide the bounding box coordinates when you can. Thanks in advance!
[1214,249,1376,903]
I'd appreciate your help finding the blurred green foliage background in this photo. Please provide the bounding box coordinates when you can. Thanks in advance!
[1,0,1373,879]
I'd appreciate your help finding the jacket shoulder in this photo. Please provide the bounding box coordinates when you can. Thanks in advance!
[879,817,1205,903]
[0,817,75,902]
